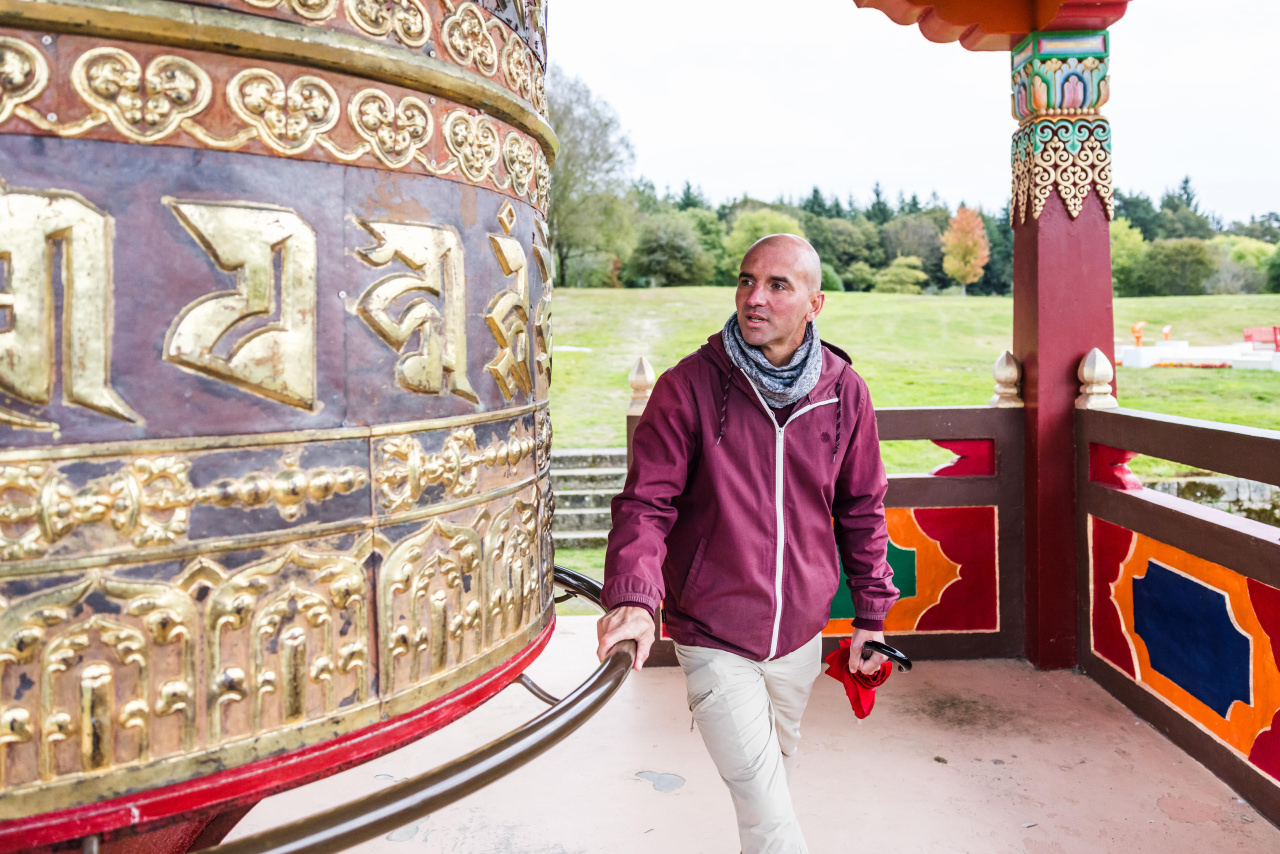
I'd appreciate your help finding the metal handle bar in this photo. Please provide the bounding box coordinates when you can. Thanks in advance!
[197,565,629,854]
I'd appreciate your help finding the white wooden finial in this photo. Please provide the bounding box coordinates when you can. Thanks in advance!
[1076,347,1118,409]
[989,350,1024,408]
[628,357,656,416]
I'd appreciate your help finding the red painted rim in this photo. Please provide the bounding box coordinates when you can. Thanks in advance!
[0,616,556,852]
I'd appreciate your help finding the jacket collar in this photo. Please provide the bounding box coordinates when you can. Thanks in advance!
[699,331,850,413]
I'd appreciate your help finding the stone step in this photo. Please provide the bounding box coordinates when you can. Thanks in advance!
[555,489,617,510]
[553,530,610,550]
[552,467,627,491]
[550,447,627,470]
[553,507,613,532]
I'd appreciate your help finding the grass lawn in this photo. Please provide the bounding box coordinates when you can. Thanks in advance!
[550,288,1280,476]
[553,547,606,616]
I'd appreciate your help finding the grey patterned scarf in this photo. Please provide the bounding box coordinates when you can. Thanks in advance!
[721,313,823,409]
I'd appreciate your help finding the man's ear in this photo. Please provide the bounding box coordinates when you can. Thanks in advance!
[807,291,825,321]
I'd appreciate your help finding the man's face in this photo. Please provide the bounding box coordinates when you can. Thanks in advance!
[735,239,824,367]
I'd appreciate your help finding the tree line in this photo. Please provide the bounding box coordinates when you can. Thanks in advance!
[548,68,1279,297]
[1111,181,1280,296]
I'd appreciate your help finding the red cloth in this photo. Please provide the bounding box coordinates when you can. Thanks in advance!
[824,639,893,719]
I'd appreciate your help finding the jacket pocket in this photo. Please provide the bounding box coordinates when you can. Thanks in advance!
[676,537,709,607]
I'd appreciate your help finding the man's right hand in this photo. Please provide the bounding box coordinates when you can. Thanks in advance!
[596,605,655,670]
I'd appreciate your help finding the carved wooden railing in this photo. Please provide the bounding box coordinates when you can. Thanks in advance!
[870,405,1025,660]
[1076,407,1280,822]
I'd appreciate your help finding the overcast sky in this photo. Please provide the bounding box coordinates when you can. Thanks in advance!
[547,0,1278,225]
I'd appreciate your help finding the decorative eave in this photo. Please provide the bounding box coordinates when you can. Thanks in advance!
[852,0,1132,51]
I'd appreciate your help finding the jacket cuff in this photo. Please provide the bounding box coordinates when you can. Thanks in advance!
[601,581,662,615]
[609,601,655,619]
[852,616,885,632]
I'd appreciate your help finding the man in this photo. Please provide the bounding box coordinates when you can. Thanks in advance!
[596,233,899,853]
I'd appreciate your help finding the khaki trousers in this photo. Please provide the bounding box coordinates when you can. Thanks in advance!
[675,634,824,854]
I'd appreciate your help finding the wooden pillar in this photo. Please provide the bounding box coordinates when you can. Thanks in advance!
[1009,31,1115,669]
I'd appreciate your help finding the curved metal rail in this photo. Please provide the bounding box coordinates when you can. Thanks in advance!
[190,565,628,854]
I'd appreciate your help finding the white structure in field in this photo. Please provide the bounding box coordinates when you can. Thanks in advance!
[1117,339,1280,370]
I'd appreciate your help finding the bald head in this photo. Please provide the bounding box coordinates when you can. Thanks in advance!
[734,232,826,366]
[742,233,822,294]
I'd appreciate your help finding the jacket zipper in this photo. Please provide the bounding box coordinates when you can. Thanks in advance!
[742,376,837,659]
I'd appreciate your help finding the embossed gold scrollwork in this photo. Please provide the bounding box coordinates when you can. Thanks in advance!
[486,202,533,401]
[227,68,339,156]
[194,455,368,523]
[537,476,554,609]
[356,220,477,402]
[440,1,499,76]
[482,494,538,646]
[499,34,534,105]
[0,180,139,431]
[0,454,367,561]
[164,200,318,410]
[205,542,370,742]
[349,88,432,168]
[0,41,548,211]
[380,516,482,692]
[0,573,198,785]
[0,704,33,788]
[502,131,536,200]
[436,109,501,184]
[0,37,49,126]
[534,148,550,211]
[71,47,212,143]
[532,220,554,391]
[246,0,340,21]
[374,425,536,512]
[534,407,552,473]
[531,64,547,116]
[345,0,431,48]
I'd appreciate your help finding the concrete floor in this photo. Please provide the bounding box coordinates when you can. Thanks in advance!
[226,617,1280,853]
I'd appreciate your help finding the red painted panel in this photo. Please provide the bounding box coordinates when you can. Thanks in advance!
[1247,578,1280,653]
[1248,710,1280,783]
[914,506,998,631]
[1089,443,1143,491]
[1090,518,1137,677]
[930,440,995,477]
[1246,578,1280,781]
[0,618,555,854]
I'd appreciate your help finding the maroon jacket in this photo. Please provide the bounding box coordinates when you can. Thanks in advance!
[602,333,898,661]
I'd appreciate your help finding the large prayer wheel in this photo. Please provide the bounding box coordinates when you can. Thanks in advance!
[0,1,554,849]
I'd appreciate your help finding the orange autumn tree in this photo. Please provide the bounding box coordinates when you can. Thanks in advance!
[941,205,991,296]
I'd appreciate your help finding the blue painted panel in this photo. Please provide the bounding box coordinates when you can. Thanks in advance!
[1133,561,1252,718]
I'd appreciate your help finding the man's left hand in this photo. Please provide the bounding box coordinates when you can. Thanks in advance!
[847,627,887,676]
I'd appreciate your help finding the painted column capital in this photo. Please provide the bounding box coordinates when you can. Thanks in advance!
[1011,31,1110,124]
[1009,31,1114,224]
